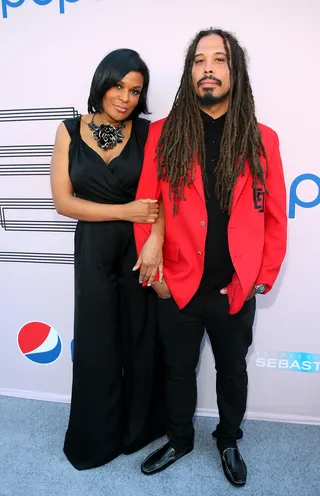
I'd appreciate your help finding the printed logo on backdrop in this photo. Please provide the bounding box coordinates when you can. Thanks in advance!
[0,107,78,265]
[289,173,320,218]
[1,0,79,19]
[18,321,62,364]
[255,351,320,373]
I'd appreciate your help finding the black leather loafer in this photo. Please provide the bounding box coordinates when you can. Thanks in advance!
[141,442,193,475]
[220,447,247,486]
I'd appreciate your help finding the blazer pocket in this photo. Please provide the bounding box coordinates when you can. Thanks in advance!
[163,244,179,262]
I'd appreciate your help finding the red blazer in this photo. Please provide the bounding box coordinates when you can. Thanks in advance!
[134,119,287,315]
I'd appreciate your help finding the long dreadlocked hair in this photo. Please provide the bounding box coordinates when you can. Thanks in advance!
[157,28,268,214]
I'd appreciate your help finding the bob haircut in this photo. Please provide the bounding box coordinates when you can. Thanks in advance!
[87,48,150,119]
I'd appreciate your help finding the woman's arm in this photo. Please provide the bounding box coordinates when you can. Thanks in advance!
[50,122,158,224]
[133,202,165,284]
[151,201,165,244]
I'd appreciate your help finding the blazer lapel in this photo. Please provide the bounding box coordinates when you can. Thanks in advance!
[231,161,250,211]
[193,160,205,203]
[192,158,250,208]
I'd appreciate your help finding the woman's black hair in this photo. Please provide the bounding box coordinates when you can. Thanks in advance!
[88,48,150,119]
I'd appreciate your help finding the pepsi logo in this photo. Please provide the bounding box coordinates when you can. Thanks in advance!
[18,321,62,364]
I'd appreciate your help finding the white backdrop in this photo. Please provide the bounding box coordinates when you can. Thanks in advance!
[0,0,319,424]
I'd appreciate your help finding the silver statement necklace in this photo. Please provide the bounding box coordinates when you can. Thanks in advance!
[88,114,126,151]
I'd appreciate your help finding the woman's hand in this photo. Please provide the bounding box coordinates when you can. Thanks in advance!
[133,232,164,285]
[122,199,159,224]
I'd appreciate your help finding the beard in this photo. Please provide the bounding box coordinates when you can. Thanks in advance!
[197,89,230,107]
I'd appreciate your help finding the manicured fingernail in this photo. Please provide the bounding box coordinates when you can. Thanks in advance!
[139,280,142,284]
[147,284,151,287]
[160,280,163,284]
[132,267,137,271]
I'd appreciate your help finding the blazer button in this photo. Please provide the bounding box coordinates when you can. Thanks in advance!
[197,251,203,255]
[200,221,206,227]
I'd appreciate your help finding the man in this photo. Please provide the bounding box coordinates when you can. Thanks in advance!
[134,28,287,487]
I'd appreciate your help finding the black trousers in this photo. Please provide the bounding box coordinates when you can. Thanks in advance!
[157,291,256,451]
[64,222,165,470]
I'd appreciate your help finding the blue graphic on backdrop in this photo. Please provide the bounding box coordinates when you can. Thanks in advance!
[1,0,79,19]
[256,351,320,373]
[289,173,320,219]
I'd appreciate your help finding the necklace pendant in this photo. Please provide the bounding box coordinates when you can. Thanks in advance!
[88,115,126,151]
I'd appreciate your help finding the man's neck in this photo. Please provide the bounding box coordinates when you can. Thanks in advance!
[200,100,229,120]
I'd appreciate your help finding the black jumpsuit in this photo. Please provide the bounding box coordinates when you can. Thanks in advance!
[62,116,165,470]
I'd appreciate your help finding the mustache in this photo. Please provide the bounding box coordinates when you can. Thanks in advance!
[197,76,222,87]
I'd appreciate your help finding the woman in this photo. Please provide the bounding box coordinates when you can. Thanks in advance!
[50,49,165,470]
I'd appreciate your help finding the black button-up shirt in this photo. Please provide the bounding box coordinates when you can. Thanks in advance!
[196,110,234,296]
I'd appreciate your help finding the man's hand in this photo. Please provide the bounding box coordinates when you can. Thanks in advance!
[245,286,256,300]
[220,286,256,300]
[152,280,171,299]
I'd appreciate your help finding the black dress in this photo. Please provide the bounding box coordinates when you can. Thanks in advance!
[62,116,165,470]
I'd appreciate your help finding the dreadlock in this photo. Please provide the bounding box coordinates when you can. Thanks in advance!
[157,28,268,214]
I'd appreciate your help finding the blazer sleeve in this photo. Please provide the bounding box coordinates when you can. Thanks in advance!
[134,124,162,258]
[256,132,287,292]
